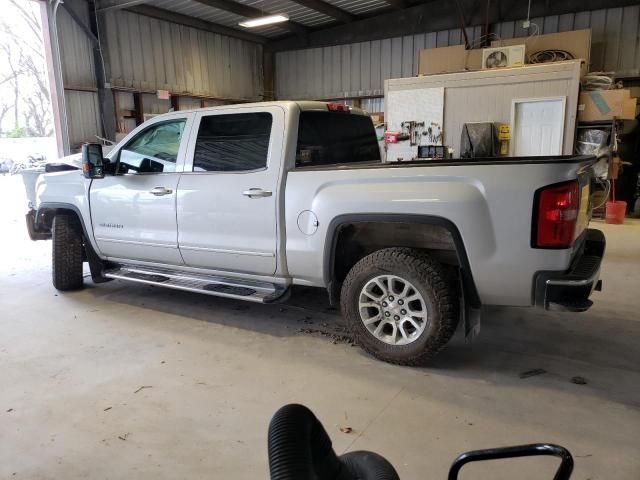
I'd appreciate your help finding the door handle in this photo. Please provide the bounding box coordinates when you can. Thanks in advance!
[242,188,272,198]
[149,186,173,196]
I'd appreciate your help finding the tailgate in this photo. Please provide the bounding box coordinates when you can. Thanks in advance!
[574,162,596,252]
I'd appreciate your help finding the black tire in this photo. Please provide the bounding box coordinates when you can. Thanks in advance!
[52,214,84,291]
[341,248,459,366]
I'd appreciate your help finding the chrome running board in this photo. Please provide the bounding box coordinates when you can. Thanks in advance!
[104,265,289,303]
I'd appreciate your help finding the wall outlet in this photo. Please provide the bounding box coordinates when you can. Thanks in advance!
[522,19,531,28]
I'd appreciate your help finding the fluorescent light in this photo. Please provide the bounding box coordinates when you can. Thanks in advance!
[239,14,289,28]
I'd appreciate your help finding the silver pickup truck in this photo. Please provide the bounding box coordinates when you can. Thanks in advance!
[26,101,605,365]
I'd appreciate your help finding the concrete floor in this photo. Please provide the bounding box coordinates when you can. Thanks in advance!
[1,174,639,480]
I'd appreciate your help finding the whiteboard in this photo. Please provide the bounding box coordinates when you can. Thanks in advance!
[386,87,445,162]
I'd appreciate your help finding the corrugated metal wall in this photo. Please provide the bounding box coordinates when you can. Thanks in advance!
[492,6,640,75]
[102,9,263,101]
[57,2,102,147]
[275,5,640,102]
[64,91,103,146]
[57,6,96,90]
[55,4,264,147]
[275,25,483,101]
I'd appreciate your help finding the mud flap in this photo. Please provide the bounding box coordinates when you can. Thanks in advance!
[461,276,481,340]
[25,210,51,240]
[85,238,113,284]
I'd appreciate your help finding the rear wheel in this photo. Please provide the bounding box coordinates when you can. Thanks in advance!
[341,248,459,366]
[52,214,84,291]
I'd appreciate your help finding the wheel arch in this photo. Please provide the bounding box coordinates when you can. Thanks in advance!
[324,214,480,308]
[36,202,92,245]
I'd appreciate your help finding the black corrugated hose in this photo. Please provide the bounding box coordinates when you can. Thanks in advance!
[268,404,400,480]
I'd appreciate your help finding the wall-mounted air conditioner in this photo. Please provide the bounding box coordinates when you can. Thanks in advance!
[482,45,526,69]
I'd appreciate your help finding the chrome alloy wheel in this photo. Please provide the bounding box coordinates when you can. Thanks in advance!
[358,274,429,346]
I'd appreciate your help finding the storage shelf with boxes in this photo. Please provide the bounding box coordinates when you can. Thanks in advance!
[578,89,637,122]
[417,29,591,76]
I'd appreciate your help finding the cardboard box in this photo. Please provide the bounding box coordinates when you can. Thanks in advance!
[369,112,384,124]
[491,29,591,72]
[418,45,483,75]
[578,89,637,122]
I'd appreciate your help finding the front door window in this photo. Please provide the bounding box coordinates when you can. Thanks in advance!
[118,119,186,174]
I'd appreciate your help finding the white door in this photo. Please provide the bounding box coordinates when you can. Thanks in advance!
[90,115,192,264]
[511,97,566,156]
[176,106,285,276]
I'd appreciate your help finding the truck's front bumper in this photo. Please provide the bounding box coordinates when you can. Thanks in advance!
[25,209,51,241]
[534,228,605,312]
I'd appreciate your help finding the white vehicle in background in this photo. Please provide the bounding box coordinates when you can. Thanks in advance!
[25,101,605,365]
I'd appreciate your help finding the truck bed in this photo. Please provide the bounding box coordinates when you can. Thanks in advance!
[293,155,597,171]
[285,155,597,306]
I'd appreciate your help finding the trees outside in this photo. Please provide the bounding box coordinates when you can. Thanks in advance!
[0,0,53,138]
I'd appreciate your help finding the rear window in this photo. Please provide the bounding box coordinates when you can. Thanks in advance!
[296,111,381,167]
[193,112,272,172]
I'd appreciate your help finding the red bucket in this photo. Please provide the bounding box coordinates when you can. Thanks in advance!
[605,200,627,224]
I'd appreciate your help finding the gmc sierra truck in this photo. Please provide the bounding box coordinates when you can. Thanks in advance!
[26,101,605,365]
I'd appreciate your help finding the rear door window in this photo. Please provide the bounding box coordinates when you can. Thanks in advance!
[296,111,380,167]
[193,112,272,172]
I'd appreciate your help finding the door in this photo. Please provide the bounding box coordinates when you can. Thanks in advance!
[90,115,192,265]
[177,106,285,275]
[511,97,566,156]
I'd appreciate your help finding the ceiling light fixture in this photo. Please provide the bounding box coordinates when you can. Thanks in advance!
[239,14,289,28]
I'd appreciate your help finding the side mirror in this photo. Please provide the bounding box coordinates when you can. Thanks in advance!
[81,143,105,179]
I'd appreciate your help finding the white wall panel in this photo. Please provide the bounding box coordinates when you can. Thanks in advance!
[387,61,582,155]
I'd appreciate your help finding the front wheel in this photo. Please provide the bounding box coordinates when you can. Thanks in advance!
[52,214,84,291]
[341,248,459,366]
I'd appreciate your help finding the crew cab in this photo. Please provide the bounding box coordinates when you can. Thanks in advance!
[26,101,605,365]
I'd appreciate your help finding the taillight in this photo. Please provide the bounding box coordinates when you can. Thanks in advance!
[533,181,579,248]
[326,102,350,112]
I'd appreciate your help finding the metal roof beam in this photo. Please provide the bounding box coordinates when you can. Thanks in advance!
[60,1,99,45]
[382,0,409,8]
[124,5,269,44]
[189,0,309,36]
[96,0,151,12]
[288,0,355,23]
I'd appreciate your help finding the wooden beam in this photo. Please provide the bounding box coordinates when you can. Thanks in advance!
[124,5,268,44]
[288,0,355,23]
[133,92,144,126]
[268,0,640,51]
[190,0,309,36]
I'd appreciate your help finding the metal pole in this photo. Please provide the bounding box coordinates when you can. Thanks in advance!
[40,0,70,156]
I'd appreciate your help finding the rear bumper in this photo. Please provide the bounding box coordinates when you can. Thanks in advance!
[534,229,605,312]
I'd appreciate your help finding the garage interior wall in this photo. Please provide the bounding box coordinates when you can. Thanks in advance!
[50,3,640,152]
[56,2,102,149]
[275,5,640,106]
[51,0,263,152]
[102,9,263,101]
